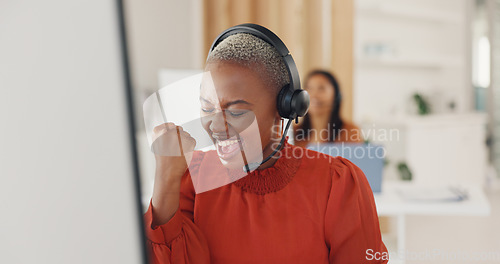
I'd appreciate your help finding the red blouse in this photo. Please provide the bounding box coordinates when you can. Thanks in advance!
[144,142,388,264]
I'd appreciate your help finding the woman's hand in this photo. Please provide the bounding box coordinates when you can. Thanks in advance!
[151,122,196,175]
[150,122,196,226]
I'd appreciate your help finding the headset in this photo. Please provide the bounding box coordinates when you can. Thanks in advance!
[207,23,310,172]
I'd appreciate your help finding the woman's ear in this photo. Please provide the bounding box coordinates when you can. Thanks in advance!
[274,112,282,124]
[271,113,282,138]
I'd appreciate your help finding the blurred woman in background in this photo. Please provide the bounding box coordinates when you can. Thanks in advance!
[294,70,362,148]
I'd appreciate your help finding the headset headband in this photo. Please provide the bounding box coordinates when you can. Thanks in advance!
[208,23,301,92]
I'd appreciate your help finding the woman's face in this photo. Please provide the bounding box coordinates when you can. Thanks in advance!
[200,61,280,169]
[304,74,335,116]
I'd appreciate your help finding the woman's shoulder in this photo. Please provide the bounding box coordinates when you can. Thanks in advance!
[191,150,207,162]
[291,144,341,173]
[186,150,213,173]
[293,144,366,183]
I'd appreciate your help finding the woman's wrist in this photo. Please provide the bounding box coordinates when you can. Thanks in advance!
[151,180,181,226]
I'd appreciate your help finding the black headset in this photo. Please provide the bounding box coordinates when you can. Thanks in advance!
[208,23,310,171]
[208,23,310,121]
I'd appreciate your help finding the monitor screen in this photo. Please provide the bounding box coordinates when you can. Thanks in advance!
[0,1,147,263]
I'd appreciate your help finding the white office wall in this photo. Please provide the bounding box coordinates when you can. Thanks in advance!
[354,0,471,123]
[0,1,142,263]
[123,0,204,202]
[124,0,203,139]
[124,0,203,92]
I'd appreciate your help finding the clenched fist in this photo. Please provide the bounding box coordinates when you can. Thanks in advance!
[151,122,196,177]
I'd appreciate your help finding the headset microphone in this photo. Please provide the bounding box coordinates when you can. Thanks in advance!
[242,119,293,173]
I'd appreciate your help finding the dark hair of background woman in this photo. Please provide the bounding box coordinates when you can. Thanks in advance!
[295,70,344,143]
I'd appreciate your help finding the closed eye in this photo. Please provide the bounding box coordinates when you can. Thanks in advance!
[227,110,248,117]
[202,108,215,113]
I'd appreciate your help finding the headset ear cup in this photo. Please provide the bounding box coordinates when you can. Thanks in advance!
[277,85,310,119]
[291,89,310,117]
[277,85,293,118]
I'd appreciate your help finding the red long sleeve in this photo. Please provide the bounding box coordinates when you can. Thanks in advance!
[144,201,210,263]
[143,143,387,264]
[325,157,389,263]
[143,153,210,264]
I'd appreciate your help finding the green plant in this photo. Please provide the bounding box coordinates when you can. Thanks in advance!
[397,162,412,181]
[413,93,431,115]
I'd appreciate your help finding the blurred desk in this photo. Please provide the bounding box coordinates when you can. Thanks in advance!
[374,181,491,264]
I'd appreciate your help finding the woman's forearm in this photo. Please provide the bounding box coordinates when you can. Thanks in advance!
[150,166,184,227]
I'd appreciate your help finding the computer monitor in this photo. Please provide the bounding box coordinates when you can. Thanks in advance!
[0,1,147,263]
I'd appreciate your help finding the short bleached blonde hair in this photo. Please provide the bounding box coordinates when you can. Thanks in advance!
[206,33,290,94]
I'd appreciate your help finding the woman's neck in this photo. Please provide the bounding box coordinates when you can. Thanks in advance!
[258,136,282,169]
[259,118,285,170]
